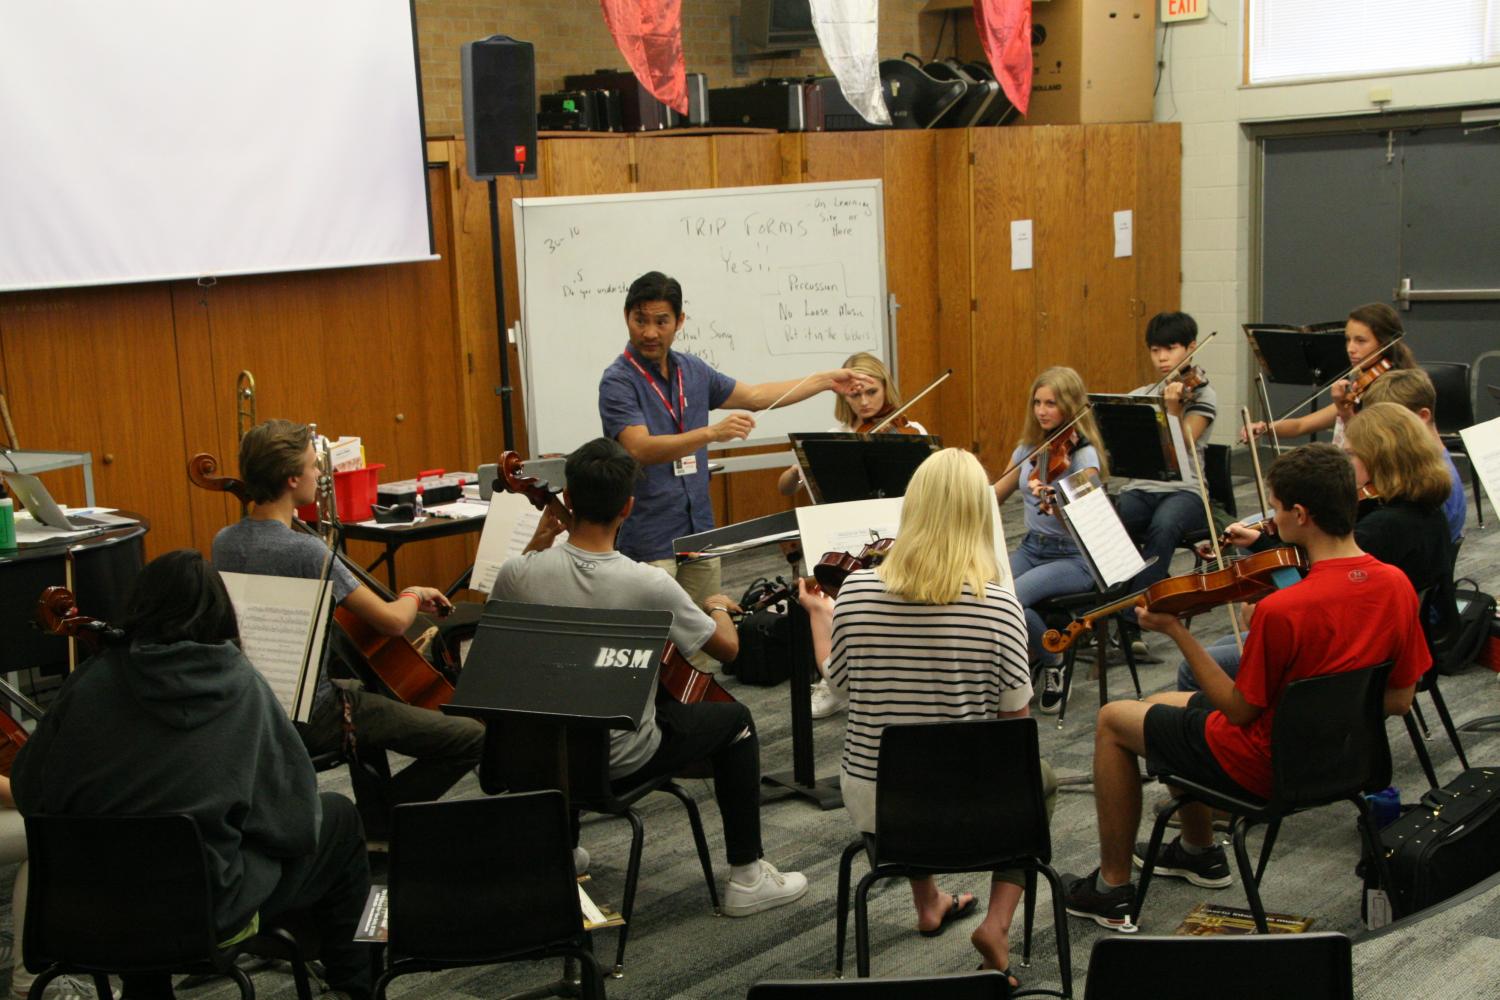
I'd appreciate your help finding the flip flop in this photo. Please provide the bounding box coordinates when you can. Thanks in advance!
[918,892,979,937]
[976,964,1022,993]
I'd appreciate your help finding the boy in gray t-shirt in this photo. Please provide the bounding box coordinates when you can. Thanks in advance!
[492,436,809,918]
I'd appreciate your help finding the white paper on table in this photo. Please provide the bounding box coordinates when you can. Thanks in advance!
[426,498,490,520]
[219,571,331,723]
[1460,415,1500,507]
[1113,209,1133,258]
[1011,219,1033,271]
[1057,487,1148,588]
[470,492,568,595]
[795,497,903,575]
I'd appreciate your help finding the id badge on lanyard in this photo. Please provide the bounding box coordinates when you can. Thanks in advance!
[673,455,698,477]
[624,350,697,477]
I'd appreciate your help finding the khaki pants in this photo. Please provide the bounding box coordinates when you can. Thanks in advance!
[649,556,724,670]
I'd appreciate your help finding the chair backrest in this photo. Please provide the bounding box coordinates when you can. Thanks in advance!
[1082,933,1353,1000]
[387,790,583,963]
[24,814,220,974]
[1422,362,1475,433]
[749,970,1013,998]
[873,718,1049,869]
[1204,443,1237,518]
[1268,662,1394,813]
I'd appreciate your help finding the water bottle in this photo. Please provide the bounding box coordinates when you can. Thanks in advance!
[413,485,425,521]
[0,497,14,549]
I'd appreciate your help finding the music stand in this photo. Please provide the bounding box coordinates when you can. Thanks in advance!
[1087,393,1187,483]
[789,432,941,504]
[1243,322,1348,387]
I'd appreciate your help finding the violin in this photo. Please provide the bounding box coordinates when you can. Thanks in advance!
[187,452,457,711]
[658,642,736,705]
[1041,546,1308,653]
[812,537,895,598]
[1028,429,1078,517]
[1358,483,1380,503]
[855,405,921,435]
[1171,365,1208,402]
[1345,357,1393,406]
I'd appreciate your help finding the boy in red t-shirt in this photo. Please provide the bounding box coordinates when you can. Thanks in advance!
[1062,443,1430,931]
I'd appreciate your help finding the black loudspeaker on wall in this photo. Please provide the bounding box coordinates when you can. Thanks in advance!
[461,35,538,181]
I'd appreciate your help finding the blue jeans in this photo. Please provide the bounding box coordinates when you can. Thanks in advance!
[1010,532,1096,667]
[1176,632,1244,692]
[1116,489,1208,593]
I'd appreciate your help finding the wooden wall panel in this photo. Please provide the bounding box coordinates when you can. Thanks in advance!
[934,130,974,455]
[1083,125,1143,393]
[172,283,237,551]
[0,285,195,556]
[636,135,713,191]
[1135,122,1182,388]
[971,129,1039,473]
[712,134,784,188]
[882,131,943,433]
[1032,127,1089,388]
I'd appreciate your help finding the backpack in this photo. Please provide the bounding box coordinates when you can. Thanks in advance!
[721,577,793,686]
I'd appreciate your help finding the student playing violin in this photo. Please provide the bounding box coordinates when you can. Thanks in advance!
[779,350,926,721]
[992,367,1108,713]
[1242,302,1417,447]
[798,448,1046,984]
[777,351,926,497]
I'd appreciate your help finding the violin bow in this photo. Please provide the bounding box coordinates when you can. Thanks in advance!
[1253,373,1284,455]
[1268,332,1405,426]
[1184,421,1246,657]
[1242,407,1273,533]
[868,368,952,434]
[1145,330,1218,395]
[995,401,1095,483]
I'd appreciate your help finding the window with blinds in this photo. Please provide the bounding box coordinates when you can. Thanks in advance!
[1249,1,1500,85]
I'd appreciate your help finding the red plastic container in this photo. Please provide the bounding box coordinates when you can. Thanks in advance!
[295,463,385,523]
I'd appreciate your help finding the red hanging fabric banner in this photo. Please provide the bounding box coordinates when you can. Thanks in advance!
[972,0,1032,117]
[599,0,689,115]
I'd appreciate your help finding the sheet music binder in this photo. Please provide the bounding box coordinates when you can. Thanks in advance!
[790,432,942,504]
[1087,393,1184,483]
[1049,469,1151,591]
[1243,322,1348,387]
[445,600,672,731]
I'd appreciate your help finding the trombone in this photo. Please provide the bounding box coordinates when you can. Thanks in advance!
[235,371,257,442]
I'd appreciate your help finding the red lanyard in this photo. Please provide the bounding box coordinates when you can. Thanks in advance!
[622,350,686,432]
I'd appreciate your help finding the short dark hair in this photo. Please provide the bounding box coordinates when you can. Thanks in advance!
[624,271,682,317]
[1266,442,1356,537]
[122,549,240,646]
[238,419,311,505]
[1144,311,1198,350]
[566,438,640,525]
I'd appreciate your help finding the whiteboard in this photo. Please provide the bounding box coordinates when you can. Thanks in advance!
[513,180,891,457]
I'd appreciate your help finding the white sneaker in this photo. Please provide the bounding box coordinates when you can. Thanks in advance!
[1037,666,1065,715]
[810,678,847,719]
[721,860,809,917]
[573,845,590,875]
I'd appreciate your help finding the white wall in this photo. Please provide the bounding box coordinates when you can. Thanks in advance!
[1153,1,1500,443]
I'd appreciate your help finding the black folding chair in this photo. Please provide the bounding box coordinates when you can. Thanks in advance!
[1424,361,1482,527]
[374,791,605,999]
[749,970,1015,998]
[24,814,318,1000]
[1133,663,1397,934]
[1082,933,1353,1000]
[833,719,1071,996]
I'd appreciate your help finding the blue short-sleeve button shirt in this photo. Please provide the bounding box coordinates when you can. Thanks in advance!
[599,345,737,561]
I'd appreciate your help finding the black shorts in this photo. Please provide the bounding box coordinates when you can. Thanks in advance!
[1142,692,1259,801]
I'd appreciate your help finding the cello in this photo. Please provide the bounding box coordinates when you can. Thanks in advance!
[11,587,116,775]
[187,452,456,711]
[497,451,736,706]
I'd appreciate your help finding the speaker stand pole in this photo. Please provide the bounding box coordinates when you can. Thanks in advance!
[487,177,516,452]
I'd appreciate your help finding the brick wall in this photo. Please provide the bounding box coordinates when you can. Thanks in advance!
[415,0,924,137]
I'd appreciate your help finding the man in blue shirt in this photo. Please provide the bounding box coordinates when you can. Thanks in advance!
[599,271,866,606]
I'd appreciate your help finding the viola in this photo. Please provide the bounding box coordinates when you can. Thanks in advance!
[187,451,457,711]
[812,537,895,598]
[20,587,123,776]
[1041,547,1308,654]
[855,405,921,436]
[1028,428,1078,517]
[1346,357,1393,406]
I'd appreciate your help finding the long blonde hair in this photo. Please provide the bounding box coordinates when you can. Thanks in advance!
[1017,367,1110,479]
[1344,402,1451,509]
[877,449,999,605]
[834,352,902,428]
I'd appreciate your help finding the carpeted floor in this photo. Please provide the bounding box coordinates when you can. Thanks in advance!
[7,477,1499,999]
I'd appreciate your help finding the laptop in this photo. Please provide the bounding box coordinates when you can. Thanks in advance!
[2,470,133,533]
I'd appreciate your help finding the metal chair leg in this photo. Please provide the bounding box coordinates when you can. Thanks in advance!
[853,870,883,978]
[1426,681,1470,769]
[228,964,255,1000]
[833,840,862,977]
[1229,817,1269,934]
[664,782,720,912]
[1056,648,1077,730]
[1404,712,1441,792]
[91,976,113,1000]
[1411,699,1432,740]
[1255,818,1282,885]
[1035,863,1074,998]
[1020,867,1037,969]
[1131,799,1180,925]
[1115,618,1143,699]
[611,808,646,978]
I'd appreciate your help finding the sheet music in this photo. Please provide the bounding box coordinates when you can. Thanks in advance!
[219,571,329,723]
[354,886,388,942]
[795,497,903,574]
[470,492,568,595]
[1459,416,1500,507]
[1058,483,1148,588]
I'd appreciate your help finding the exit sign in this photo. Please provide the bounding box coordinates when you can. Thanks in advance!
[1162,0,1208,20]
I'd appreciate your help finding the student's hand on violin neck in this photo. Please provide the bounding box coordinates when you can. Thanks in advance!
[1134,605,1183,636]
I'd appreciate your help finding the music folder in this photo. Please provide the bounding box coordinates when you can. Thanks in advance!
[1243,322,1348,387]
[444,600,671,731]
[790,432,941,504]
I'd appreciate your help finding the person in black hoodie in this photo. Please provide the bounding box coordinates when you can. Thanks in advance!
[12,550,372,1000]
